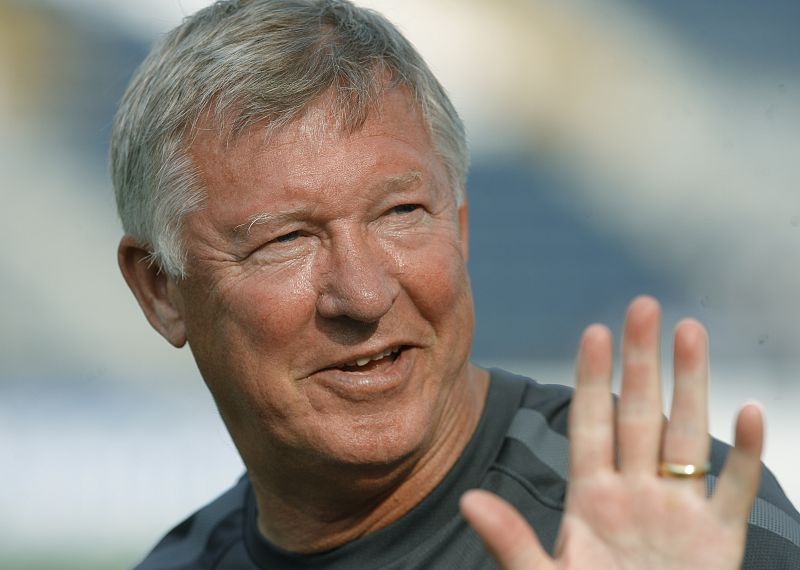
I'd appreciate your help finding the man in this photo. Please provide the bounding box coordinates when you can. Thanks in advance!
[112,1,800,568]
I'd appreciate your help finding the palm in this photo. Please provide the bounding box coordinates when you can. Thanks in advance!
[555,475,741,569]
[461,297,763,570]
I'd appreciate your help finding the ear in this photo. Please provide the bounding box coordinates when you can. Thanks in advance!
[457,201,469,261]
[118,235,187,347]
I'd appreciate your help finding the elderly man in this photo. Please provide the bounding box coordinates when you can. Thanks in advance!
[112,1,799,568]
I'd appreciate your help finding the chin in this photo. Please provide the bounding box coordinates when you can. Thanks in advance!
[314,406,433,469]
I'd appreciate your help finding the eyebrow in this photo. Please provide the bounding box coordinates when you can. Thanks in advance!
[231,170,424,238]
[231,208,306,238]
[383,170,422,191]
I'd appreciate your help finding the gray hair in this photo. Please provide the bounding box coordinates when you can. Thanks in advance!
[111,0,468,277]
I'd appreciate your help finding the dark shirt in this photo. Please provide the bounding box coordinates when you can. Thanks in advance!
[135,369,800,569]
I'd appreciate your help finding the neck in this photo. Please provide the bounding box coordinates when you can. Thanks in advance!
[250,364,490,554]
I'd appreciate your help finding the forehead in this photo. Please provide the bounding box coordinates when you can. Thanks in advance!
[190,87,427,164]
[186,89,443,213]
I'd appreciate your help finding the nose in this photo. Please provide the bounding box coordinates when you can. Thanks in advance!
[316,230,400,323]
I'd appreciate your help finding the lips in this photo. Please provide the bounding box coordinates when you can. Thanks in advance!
[341,346,401,371]
[315,345,405,373]
[309,345,413,401]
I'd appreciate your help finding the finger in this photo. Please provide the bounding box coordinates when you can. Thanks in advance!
[570,324,615,479]
[618,296,664,473]
[662,319,710,495]
[460,490,554,570]
[711,403,764,523]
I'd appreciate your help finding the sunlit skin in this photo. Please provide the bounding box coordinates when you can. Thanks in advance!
[118,90,765,566]
[118,88,489,552]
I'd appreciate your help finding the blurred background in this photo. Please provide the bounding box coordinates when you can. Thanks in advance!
[1,0,797,567]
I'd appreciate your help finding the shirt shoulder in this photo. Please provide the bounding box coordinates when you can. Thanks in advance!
[487,368,572,489]
[479,370,573,552]
[133,475,256,570]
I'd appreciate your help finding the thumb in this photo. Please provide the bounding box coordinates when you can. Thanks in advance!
[460,490,554,570]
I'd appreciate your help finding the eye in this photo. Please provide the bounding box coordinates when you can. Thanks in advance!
[273,231,300,243]
[391,204,421,215]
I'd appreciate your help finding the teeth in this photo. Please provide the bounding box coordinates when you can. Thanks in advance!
[345,347,399,368]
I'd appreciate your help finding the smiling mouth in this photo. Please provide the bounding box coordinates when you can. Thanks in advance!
[338,346,403,373]
[310,345,411,401]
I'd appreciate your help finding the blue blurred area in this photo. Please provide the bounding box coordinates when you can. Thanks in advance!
[637,0,800,70]
[468,156,681,360]
[39,8,149,167]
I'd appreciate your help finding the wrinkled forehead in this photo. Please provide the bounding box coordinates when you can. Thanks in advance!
[187,84,423,163]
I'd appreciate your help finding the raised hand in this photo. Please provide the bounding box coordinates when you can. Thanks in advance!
[461,296,764,569]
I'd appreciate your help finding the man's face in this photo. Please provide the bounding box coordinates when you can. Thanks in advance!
[174,89,475,472]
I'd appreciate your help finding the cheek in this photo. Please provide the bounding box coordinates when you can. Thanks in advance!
[214,263,318,347]
[181,265,319,407]
[188,268,319,431]
[398,236,472,322]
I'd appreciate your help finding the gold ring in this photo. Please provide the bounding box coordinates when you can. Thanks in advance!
[658,461,711,479]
